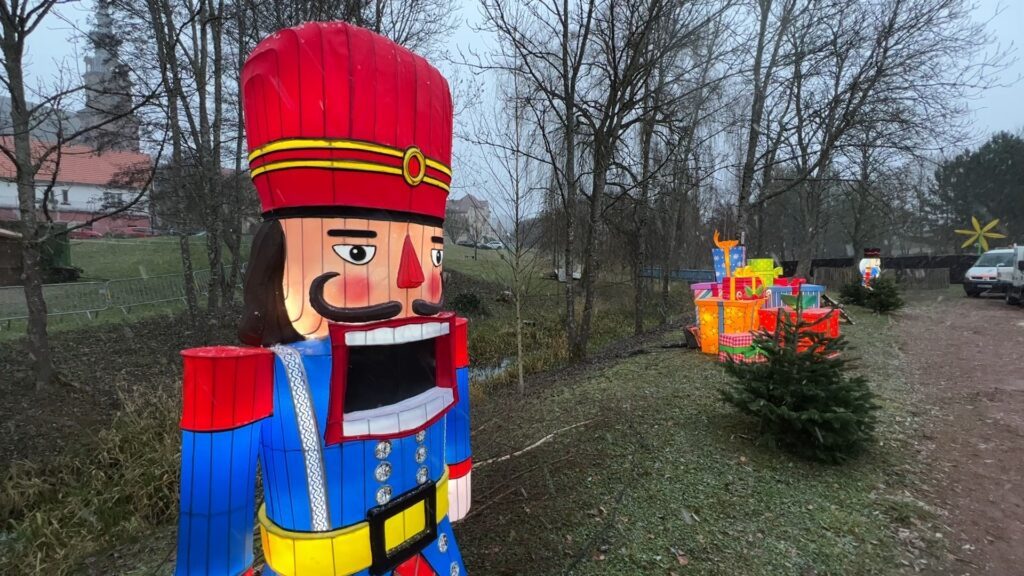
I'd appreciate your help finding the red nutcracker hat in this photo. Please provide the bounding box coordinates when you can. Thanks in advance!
[241,22,453,222]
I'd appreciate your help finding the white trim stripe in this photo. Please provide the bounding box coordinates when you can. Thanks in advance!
[272,345,330,532]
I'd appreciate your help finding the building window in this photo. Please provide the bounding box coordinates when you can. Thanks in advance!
[61,189,69,205]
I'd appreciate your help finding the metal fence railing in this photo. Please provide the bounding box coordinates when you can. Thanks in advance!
[0,269,242,327]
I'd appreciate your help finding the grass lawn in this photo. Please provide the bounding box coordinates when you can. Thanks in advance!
[458,310,939,575]
[70,236,249,280]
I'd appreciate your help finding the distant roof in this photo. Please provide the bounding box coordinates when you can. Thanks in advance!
[0,96,84,143]
[0,136,151,188]
[450,193,490,210]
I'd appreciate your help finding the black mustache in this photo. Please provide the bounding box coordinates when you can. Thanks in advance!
[309,272,403,323]
[412,297,444,316]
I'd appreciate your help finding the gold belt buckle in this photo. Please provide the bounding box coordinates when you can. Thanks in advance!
[367,480,438,575]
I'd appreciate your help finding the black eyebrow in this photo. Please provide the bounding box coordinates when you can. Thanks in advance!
[431,236,444,244]
[327,229,377,238]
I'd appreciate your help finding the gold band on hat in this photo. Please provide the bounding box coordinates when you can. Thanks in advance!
[248,138,451,192]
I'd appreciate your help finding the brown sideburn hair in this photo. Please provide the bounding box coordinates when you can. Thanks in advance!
[238,219,303,346]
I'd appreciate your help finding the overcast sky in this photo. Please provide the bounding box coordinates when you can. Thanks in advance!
[19,0,1024,144]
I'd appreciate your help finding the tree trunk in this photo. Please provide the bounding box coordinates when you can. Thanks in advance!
[560,0,578,355]
[632,93,656,336]
[661,167,688,324]
[514,287,525,395]
[3,33,56,389]
[735,0,772,236]
[573,142,610,360]
[180,234,201,326]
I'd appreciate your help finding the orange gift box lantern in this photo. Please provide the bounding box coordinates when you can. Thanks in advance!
[696,298,762,354]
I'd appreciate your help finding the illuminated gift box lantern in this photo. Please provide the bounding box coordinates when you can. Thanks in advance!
[712,231,746,282]
[696,298,761,354]
[758,306,840,353]
[718,331,764,364]
[720,275,766,301]
[740,258,784,287]
[765,283,824,309]
[691,281,720,301]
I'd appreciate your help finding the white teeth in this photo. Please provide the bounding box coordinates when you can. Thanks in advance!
[343,387,455,438]
[365,327,394,346]
[345,331,366,346]
[395,324,423,343]
[344,322,446,346]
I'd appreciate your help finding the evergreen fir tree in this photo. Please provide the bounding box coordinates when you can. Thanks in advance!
[864,277,904,313]
[720,311,880,464]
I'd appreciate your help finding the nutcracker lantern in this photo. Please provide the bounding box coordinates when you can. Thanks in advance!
[175,23,472,576]
[859,248,882,289]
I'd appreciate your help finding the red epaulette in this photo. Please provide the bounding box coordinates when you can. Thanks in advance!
[449,457,472,480]
[454,317,469,369]
[180,346,274,432]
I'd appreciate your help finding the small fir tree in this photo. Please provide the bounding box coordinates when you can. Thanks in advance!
[864,277,904,313]
[839,277,904,313]
[720,311,880,464]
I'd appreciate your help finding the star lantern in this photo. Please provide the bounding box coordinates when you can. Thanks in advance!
[955,216,1006,253]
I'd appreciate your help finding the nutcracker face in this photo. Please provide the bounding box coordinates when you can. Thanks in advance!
[279,217,445,339]
[859,257,881,275]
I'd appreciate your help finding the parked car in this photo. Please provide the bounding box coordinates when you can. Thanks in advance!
[999,245,1024,305]
[112,226,160,238]
[68,228,103,239]
[963,248,1015,296]
[456,238,476,247]
[479,240,504,250]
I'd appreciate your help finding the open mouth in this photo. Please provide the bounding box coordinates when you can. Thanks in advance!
[328,317,457,440]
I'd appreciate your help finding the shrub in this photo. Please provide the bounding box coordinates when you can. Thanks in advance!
[720,314,880,464]
[839,280,868,306]
[448,291,488,316]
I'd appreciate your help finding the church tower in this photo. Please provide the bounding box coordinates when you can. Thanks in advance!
[77,0,139,152]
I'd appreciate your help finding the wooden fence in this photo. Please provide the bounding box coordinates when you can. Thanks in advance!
[812,267,950,291]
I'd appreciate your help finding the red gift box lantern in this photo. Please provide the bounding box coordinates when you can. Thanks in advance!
[758,307,840,353]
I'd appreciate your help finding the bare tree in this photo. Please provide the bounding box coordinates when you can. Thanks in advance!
[0,0,160,387]
[473,67,546,393]
[735,0,1007,275]
[478,0,596,357]
[246,0,458,56]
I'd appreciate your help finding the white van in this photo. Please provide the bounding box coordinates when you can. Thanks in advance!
[963,248,1016,296]
[998,246,1024,305]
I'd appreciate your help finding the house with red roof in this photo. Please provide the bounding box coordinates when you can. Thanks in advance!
[0,137,152,233]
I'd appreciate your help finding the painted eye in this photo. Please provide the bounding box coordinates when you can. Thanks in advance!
[333,244,376,265]
[431,248,443,267]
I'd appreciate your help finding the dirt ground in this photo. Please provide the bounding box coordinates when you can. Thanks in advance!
[899,293,1024,575]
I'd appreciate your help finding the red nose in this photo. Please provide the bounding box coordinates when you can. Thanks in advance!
[397,234,425,289]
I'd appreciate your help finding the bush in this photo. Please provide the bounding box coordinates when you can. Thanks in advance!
[839,280,868,306]
[448,291,488,316]
[720,314,880,464]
